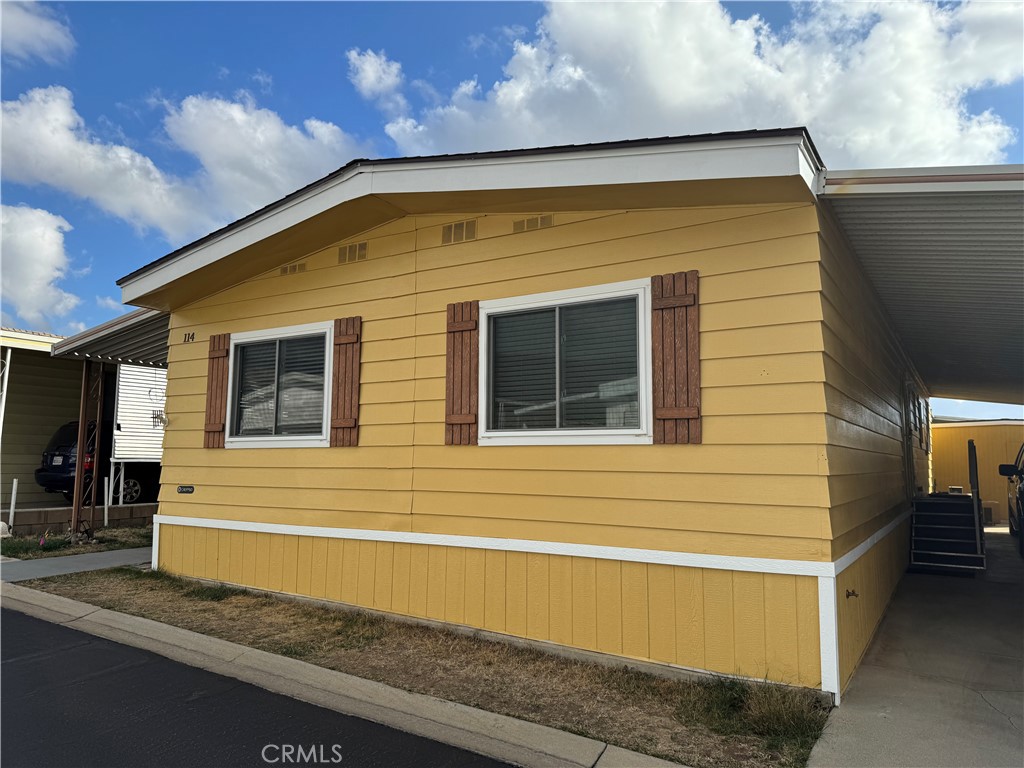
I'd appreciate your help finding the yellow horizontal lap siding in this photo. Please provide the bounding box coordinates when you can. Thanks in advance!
[817,208,924,690]
[932,423,1024,523]
[158,525,822,688]
[160,205,834,560]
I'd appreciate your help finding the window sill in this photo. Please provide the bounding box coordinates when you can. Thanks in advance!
[478,432,653,446]
[225,437,329,449]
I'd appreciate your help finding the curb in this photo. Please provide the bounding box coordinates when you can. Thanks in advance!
[1,582,683,768]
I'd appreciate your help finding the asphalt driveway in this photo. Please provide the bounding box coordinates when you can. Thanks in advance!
[1,609,508,768]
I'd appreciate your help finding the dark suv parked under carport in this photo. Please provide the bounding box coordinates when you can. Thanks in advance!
[34,421,160,505]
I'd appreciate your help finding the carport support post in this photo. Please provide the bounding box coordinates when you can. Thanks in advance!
[88,364,105,529]
[70,361,90,534]
[8,478,17,529]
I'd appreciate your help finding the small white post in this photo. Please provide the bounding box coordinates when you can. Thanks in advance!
[104,476,110,528]
[8,478,17,530]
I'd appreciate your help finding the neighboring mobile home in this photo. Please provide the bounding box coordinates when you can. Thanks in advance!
[0,328,81,507]
[118,129,1024,703]
[932,419,1024,524]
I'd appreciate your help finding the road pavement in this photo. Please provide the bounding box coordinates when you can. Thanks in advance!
[1,609,508,768]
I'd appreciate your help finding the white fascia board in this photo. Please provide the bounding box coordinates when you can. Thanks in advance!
[932,420,1024,428]
[820,164,1024,196]
[367,137,813,195]
[0,331,61,352]
[121,136,817,305]
[121,170,374,304]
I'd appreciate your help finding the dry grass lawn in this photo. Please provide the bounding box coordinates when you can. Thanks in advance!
[1,526,152,560]
[25,568,829,768]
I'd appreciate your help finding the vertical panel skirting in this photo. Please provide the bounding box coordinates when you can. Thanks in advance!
[818,575,840,704]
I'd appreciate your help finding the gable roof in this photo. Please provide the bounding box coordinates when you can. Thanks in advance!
[117,128,823,309]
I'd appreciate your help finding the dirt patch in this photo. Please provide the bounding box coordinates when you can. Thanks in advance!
[1,526,152,560]
[25,568,829,768]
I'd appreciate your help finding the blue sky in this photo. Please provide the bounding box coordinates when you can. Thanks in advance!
[1,1,1022,419]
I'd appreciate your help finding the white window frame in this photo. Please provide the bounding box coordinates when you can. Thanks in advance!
[225,320,334,449]
[478,278,653,446]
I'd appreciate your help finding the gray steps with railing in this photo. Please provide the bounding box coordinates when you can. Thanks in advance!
[911,495,986,571]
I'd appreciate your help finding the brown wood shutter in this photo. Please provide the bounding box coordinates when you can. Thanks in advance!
[330,317,362,447]
[651,271,701,444]
[445,301,479,445]
[204,333,231,448]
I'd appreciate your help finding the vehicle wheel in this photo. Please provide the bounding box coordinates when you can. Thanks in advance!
[120,477,144,505]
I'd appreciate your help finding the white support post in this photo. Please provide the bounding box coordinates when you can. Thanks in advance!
[0,347,11,444]
[818,575,841,705]
[104,477,110,528]
[150,516,160,570]
[7,478,17,530]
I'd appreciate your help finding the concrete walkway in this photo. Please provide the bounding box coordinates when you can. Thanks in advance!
[810,529,1023,768]
[0,582,679,768]
[0,547,151,582]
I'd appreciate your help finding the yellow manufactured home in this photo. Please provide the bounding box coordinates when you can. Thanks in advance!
[116,129,1023,703]
[932,420,1024,524]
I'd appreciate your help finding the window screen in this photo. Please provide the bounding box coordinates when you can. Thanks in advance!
[489,297,638,430]
[233,334,325,437]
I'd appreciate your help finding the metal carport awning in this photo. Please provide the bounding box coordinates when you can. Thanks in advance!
[50,308,170,533]
[821,166,1024,404]
[51,308,169,367]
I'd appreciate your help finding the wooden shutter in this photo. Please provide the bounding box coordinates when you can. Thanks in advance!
[204,333,231,448]
[445,301,479,445]
[651,271,701,444]
[330,317,362,447]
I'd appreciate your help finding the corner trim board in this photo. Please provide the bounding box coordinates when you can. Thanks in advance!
[817,575,840,703]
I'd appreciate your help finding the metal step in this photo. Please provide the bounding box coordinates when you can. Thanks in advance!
[913,512,977,526]
[912,538,983,555]
[913,525,978,541]
[911,550,986,570]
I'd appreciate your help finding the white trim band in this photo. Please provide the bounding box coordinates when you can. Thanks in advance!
[153,514,837,577]
[152,510,911,580]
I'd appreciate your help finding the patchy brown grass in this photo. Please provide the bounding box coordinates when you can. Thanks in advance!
[1,526,151,560]
[25,568,830,768]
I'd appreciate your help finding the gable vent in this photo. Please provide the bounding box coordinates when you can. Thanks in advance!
[441,219,477,245]
[339,242,368,264]
[513,214,552,234]
[279,262,307,276]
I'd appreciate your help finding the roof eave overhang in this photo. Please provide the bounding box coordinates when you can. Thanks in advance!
[120,132,822,311]
[820,165,1024,405]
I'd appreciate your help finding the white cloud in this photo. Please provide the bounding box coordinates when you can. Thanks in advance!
[251,69,273,94]
[0,1,75,66]
[2,86,206,242]
[1,86,367,243]
[96,295,126,313]
[66,320,87,334]
[163,91,365,222]
[0,205,80,328]
[347,48,409,118]
[372,1,1024,167]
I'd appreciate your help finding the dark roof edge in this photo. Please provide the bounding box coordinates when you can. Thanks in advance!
[117,127,818,287]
